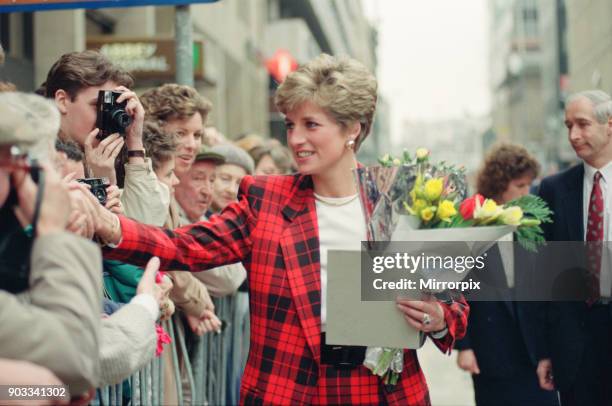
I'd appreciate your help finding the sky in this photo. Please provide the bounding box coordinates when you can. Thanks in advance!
[362,0,491,142]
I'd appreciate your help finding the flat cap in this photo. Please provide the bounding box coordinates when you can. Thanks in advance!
[0,92,60,149]
[194,145,225,164]
[210,143,255,175]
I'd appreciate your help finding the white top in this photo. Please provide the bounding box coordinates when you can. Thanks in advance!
[314,193,367,329]
[583,161,612,296]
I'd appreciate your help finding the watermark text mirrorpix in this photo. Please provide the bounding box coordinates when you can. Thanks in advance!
[370,252,487,292]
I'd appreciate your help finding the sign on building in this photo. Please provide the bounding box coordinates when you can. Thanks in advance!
[87,37,204,81]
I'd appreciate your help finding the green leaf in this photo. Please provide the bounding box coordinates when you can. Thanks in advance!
[402,149,412,163]
[503,195,553,252]
[505,195,553,224]
[514,225,546,252]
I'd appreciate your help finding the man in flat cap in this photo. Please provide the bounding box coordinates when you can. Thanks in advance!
[0,92,102,399]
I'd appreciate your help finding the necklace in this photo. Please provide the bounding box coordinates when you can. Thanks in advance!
[313,192,359,207]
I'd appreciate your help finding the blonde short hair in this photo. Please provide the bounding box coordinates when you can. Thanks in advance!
[274,54,377,151]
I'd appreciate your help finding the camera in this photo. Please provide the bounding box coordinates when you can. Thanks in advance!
[96,90,132,140]
[77,177,110,205]
[0,148,42,294]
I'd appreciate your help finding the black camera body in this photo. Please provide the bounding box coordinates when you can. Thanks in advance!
[0,156,42,294]
[96,90,132,140]
[77,177,110,205]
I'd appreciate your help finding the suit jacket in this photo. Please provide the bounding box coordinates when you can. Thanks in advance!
[0,232,102,395]
[455,245,540,377]
[537,163,595,390]
[105,173,469,405]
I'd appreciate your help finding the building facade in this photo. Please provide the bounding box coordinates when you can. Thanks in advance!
[265,0,384,161]
[1,1,387,158]
[539,0,571,168]
[565,0,612,93]
[488,0,545,166]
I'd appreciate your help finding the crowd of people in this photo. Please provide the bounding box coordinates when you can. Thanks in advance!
[0,41,611,406]
[0,47,294,405]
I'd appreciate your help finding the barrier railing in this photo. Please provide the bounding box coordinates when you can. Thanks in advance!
[92,294,246,406]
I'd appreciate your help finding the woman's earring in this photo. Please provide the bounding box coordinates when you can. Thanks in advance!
[346,139,355,150]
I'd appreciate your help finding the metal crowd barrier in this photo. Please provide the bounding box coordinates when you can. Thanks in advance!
[92,294,247,406]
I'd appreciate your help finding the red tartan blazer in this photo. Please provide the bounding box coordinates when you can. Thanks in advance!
[105,173,469,405]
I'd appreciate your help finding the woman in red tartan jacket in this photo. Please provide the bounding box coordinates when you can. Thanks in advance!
[97,54,469,405]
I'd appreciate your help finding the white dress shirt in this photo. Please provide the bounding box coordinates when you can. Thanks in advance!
[314,193,367,329]
[582,162,612,297]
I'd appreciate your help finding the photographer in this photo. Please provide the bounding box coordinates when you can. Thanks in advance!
[42,50,170,226]
[0,92,102,397]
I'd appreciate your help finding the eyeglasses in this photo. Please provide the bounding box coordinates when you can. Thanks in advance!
[0,145,36,171]
[0,145,42,184]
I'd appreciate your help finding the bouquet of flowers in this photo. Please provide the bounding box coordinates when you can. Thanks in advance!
[354,148,552,386]
[377,148,552,251]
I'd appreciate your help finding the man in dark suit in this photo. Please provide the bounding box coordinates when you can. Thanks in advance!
[456,244,560,405]
[537,90,612,406]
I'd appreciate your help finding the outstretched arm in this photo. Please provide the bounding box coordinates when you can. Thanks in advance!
[99,177,258,272]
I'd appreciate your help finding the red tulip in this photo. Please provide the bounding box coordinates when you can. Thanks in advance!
[459,194,485,220]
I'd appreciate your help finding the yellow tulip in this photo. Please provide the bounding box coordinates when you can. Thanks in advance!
[424,178,444,201]
[413,199,427,213]
[473,198,503,221]
[416,148,430,161]
[500,206,523,225]
[437,200,457,222]
[415,174,424,187]
[420,206,436,222]
[405,199,427,216]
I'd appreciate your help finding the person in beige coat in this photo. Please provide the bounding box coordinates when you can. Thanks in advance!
[0,92,102,399]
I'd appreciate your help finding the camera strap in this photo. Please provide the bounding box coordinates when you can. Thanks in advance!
[30,162,44,238]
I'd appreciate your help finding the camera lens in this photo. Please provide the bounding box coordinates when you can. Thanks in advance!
[94,189,107,205]
[112,110,132,131]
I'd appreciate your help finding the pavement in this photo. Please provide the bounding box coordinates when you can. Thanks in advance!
[418,340,475,406]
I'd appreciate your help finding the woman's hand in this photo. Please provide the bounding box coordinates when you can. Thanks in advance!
[83,130,124,185]
[155,275,175,321]
[457,349,480,374]
[93,204,123,246]
[186,309,222,336]
[396,295,446,333]
[104,185,123,215]
[137,257,176,321]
